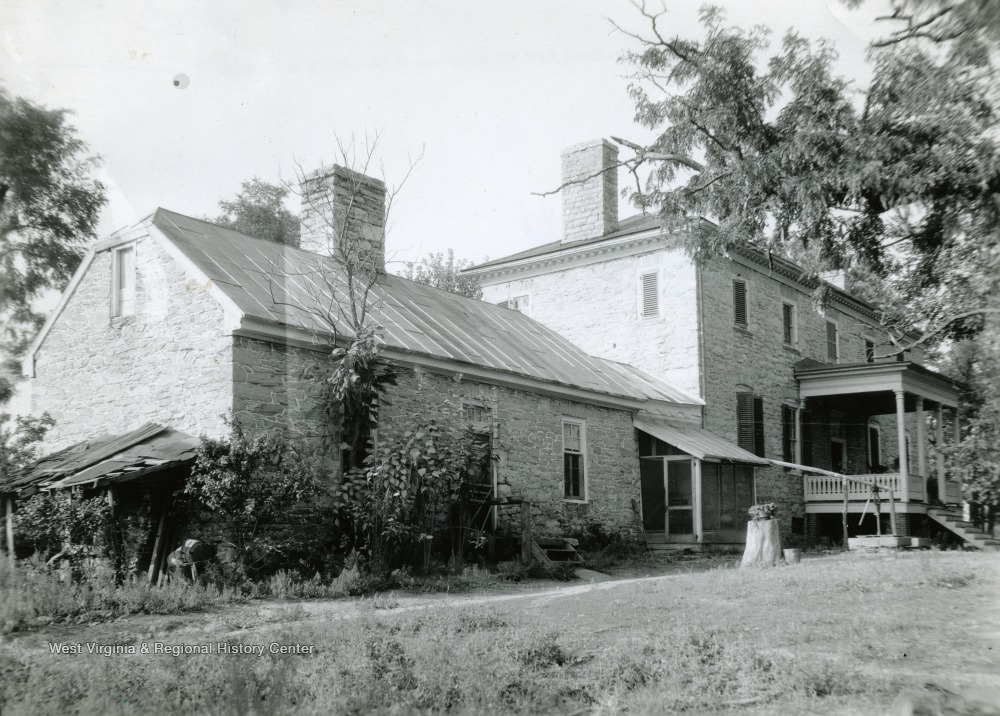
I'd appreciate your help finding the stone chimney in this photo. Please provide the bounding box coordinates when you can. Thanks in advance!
[299,165,386,273]
[561,139,619,244]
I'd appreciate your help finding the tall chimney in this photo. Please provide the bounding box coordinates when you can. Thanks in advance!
[561,139,619,244]
[299,165,386,273]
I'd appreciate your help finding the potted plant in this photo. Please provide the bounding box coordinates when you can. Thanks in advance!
[741,503,783,567]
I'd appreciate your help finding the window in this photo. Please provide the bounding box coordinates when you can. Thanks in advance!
[496,300,510,309]
[801,409,814,466]
[639,271,659,318]
[781,405,797,463]
[868,424,882,472]
[562,420,586,500]
[511,295,530,316]
[737,392,765,457]
[830,418,846,473]
[782,302,797,346]
[112,245,136,317]
[826,320,839,362]
[733,279,748,327]
[701,463,755,532]
[463,402,492,427]
[864,338,876,363]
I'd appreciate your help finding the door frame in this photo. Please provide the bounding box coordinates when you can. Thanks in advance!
[640,455,701,543]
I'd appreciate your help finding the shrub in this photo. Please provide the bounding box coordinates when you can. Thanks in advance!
[748,502,778,521]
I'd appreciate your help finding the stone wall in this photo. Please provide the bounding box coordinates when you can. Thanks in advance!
[30,233,233,451]
[698,255,910,534]
[377,366,643,540]
[480,247,702,399]
[561,140,619,244]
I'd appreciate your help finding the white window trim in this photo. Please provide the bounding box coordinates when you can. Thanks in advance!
[511,294,530,317]
[781,301,798,347]
[561,417,588,502]
[733,278,749,328]
[863,334,877,363]
[830,435,847,472]
[826,319,840,363]
[111,243,137,318]
[637,269,661,320]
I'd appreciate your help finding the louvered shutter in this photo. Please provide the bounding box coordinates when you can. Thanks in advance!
[781,405,795,462]
[753,396,765,457]
[737,392,754,453]
[733,280,747,326]
[640,272,659,317]
[826,321,838,361]
[496,300,509,309]
[801,410,814,465]
[782,303,794,344]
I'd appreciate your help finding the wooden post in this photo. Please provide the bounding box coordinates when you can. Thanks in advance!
[5,496,14,564]
[520,502,532,566]
[935,405,946,503]
[888,487,898,536]
[895,390,909,489]
[147,502,168,584]
[842,478,849,548]
[916,397,927,499]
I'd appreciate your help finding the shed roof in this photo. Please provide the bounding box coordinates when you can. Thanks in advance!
[1,423,198,498]
[634,415,769,465]
[151,209,699,406]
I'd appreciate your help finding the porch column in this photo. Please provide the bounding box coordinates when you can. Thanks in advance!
[915,397,927,501]
[794,402,804,465]
[935,405,945,503]
[894,390,909,500]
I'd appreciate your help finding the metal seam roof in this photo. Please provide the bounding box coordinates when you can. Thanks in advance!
[634,415,768,465]
[152,209,699,406]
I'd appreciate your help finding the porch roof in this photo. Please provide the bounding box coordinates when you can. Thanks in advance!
[794,359,963,412]
[1,423,199,498]
[634,416,769,465]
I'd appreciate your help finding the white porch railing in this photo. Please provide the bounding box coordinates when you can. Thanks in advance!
[804,473,926,503]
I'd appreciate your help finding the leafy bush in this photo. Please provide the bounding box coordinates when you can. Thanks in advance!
[748,502,778,521]
[184,420,327,577]
[12,492,112,561]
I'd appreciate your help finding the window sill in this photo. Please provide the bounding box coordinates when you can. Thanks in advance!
[783,344,801,355]
[562,498,589,505]
[110,315,136,328]
[733,325,752,336]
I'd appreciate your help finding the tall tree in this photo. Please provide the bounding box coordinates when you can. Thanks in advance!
[214,178,300,246]
[402,249,483,299]
[0,90,106,403]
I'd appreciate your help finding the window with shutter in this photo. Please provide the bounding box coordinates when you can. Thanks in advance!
[801,409,814,466]
[496,300,509,309]
[826,321,839,362]
[752,396,765,457]
[639,271,659,318]
[733,279,748,326]
[113,245,136,317]
[737,392,754,453]
[782,303,796,345]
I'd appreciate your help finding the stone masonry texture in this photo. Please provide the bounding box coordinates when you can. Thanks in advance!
[31,233,233,452]
[561,140,619,244]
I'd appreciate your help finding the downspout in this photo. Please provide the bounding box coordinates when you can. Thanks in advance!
[696,257,707,428]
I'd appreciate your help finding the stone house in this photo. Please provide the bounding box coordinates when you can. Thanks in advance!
[8,164,769,566]
[464,139,967,547]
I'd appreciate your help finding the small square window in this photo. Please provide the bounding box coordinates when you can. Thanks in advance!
[112,245,136,317]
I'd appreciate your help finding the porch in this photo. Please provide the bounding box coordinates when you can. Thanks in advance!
[794,359,965,517]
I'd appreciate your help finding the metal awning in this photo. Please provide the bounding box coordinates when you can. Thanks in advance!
[1,423,199,498]
[634,416,769,466]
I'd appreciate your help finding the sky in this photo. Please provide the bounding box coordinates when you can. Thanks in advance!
[2,0,887,270]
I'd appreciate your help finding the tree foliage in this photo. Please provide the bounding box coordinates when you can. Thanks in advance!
[403,249,483,299]
[214,178,300,246]
[613,1,998,347]
[0,90,106,401]
[0,411,54,480]
[184,421,326,575]
[13,493,112,561]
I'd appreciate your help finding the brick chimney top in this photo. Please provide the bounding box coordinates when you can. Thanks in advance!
[561,139,619,244]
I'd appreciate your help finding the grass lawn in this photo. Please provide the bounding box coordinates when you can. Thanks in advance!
[1,550,998,714]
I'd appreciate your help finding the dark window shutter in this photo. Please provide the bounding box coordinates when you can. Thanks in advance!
[737,392,754,453]
[781,405,794,462]
[497,300,509,309]
[801,410,814,466]
[782,304,794,344]
[865,339,875,363]
[753,396,765,457]
[868,427,881,470]
[733,280,748,326]
[826,321,838,361]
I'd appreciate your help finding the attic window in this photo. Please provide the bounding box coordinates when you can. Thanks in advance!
[112,245,136,317]
[496,300,510,309]
[639,271,659,318]
[733,279,748,327]
[511,295,530,316]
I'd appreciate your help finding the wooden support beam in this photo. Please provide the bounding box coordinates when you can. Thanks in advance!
[147,502,168,584]
[842,479,849,548]
[520,503,532,566]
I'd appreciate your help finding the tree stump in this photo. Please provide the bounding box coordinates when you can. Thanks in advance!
[741,519,783,567]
